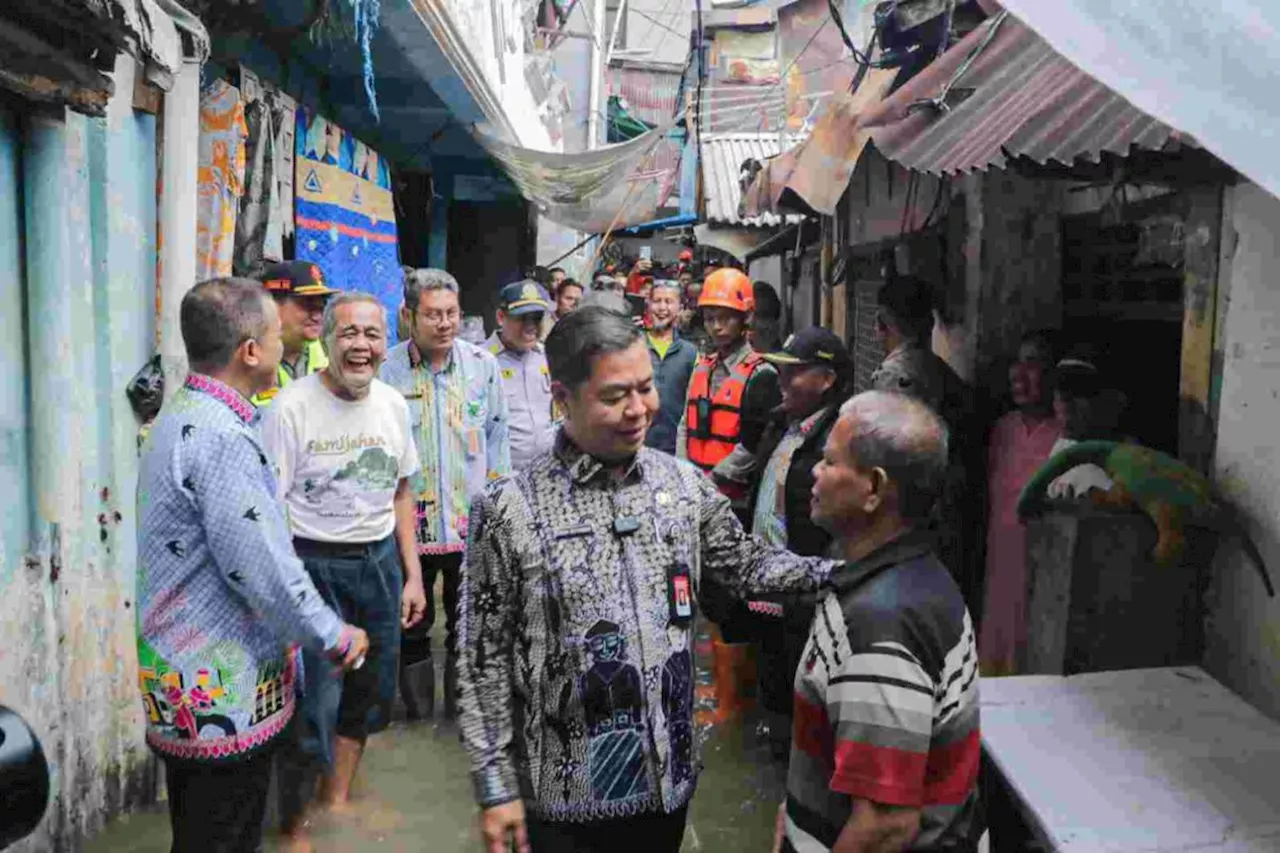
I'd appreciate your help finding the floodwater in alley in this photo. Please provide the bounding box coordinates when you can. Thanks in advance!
[86,623,786,852]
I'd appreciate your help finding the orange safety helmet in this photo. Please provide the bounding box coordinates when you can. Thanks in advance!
[697,267,754,313]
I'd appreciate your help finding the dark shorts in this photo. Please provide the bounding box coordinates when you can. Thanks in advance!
[294,535,402,766]
[164,748,275,853]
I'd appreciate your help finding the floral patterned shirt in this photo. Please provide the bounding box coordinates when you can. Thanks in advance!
[457,430,835,821]
[136,374,343,762]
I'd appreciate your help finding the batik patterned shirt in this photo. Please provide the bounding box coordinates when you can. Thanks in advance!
[381,338,511,554]
[785,534,982,852]
[136,374,343,762]
[458,430,836,822]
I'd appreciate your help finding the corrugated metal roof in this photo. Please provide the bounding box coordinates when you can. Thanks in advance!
[701,132,806,227]
[861,14,1195,174]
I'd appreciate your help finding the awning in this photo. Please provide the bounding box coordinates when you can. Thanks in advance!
[739,67,899,219]
[994,0,1280,199]
[474,118,680,234]
[700,132,807,228]
[860,13,1193,174]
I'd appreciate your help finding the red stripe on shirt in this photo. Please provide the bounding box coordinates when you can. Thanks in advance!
[830,739,929,807]
[793,694,833,759]
[923,729,980,804]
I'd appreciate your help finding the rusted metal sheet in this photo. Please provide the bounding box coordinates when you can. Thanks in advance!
[606,65,683,182]
[861,14,1194,174]
[777,0,858,132]
[701,131,806,227]
[0,54,158,852]
[740,66,899,217]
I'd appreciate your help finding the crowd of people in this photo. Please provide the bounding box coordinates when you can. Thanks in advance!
[136,251,1130,853]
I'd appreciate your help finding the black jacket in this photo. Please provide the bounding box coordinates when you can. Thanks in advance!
[749,401,842,559]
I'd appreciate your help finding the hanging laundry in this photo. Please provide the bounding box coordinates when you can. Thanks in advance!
[195,78,248,281]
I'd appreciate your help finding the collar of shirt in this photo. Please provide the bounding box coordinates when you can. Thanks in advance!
[552,429,646,485]
[715,339,753,371]
[828,529,935,595]
[185,373,256,424]
[408,338,457,374]
[487,332,543,358]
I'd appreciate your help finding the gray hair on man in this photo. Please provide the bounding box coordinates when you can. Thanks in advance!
[545,305,643,391]
[840,390,950,523]
[322,291,387,349]
[403,267,460,310]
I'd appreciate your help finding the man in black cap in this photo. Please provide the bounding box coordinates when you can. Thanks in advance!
[486,280,559,471]
[747,328,852,757]
[253,260,339,406]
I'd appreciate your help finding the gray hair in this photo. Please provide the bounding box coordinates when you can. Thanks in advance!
[403,268,460,312]
[546,305,644,391]
[577,289,630,314]
[181,277,270,373]
[839,390,950,523]
[322,291,387,350]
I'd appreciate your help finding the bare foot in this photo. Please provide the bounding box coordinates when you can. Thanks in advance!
[279,829,314,853]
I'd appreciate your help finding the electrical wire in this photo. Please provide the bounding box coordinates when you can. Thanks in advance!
[713,15,833,135]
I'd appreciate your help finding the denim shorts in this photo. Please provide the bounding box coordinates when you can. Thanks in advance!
[293,535,402,767]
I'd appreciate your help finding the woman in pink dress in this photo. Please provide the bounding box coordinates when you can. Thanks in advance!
[981,332,1062,675]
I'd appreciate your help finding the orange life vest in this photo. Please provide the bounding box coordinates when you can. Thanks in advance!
[686,351,764,493]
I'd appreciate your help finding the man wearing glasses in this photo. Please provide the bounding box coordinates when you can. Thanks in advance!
[382,268,511,719]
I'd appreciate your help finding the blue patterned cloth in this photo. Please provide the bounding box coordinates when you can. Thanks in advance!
[380,338,512,554]
[136,374,343,762]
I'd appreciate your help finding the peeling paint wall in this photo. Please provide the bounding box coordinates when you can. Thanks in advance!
[1205,181,1280,721]
[0,54,157,852]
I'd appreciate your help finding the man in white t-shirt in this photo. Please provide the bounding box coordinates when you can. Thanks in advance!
[261,291,427,843]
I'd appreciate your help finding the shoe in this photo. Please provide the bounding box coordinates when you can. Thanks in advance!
[400,653,435,721]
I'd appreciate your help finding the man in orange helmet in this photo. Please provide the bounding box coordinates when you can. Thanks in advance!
[677,267,782,721]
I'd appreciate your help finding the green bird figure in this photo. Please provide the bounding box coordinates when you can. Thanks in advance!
[1017,440,1276,597]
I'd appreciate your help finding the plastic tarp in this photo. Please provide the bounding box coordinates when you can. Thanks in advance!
[996,0,1280,199]
[474,118,680,234]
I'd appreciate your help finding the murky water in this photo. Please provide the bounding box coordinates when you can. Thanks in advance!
[87,625,786,852]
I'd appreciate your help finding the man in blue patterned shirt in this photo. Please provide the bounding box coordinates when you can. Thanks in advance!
[382,268,511,720]
[137,278,368,853]
[459,306,836,853]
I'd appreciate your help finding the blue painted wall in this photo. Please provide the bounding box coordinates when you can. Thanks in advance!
[0,60,158,852]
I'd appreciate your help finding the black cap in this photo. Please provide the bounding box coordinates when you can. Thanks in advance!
[259,260,338,297]
[761,327,851,370]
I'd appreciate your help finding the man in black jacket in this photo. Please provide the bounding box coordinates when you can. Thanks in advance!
[748,328,852,758]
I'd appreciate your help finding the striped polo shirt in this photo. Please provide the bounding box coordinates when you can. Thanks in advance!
[785,533,982,852]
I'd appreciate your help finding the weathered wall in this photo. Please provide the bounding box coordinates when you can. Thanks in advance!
[1204,181,1280,720]
[0,56,156,852]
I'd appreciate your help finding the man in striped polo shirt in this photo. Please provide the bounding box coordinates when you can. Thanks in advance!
[782,391,982,852]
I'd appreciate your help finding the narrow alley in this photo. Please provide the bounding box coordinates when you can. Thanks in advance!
[84,625,785,852]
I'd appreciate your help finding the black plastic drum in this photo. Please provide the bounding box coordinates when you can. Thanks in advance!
[0,706,49,850]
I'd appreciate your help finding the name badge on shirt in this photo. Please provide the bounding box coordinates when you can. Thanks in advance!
[667,563,694,627]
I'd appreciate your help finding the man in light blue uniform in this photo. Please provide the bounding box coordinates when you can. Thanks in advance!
[486,280,559,471]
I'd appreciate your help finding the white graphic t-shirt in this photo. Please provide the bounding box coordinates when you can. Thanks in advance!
[262,373,420,543]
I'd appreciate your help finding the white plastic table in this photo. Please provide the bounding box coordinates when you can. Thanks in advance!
[980,667,1280,851]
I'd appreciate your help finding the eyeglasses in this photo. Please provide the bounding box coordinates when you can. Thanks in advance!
[416,309,460,326]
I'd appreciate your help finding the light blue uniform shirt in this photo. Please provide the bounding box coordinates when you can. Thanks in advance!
[485,332,558,471]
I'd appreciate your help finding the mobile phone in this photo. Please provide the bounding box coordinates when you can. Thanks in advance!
[639,246,652,261]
